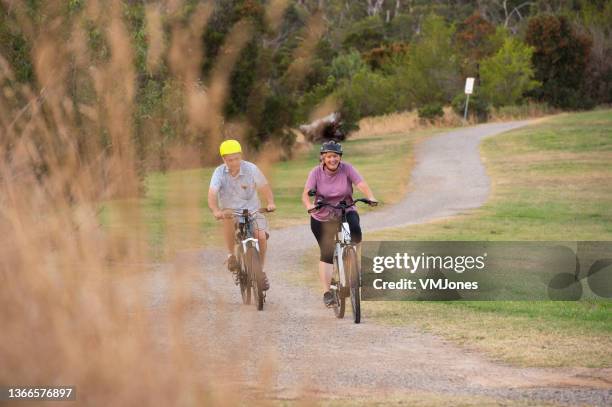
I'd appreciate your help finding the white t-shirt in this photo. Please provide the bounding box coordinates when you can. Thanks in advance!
[209,160,268,211]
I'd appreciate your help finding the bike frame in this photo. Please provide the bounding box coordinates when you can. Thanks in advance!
[308,195,375,322]
[309,198,374,293]
[234,209,260,253]
[333,220,353,291]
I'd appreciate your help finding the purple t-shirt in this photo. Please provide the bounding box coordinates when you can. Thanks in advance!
[305,162,363,221]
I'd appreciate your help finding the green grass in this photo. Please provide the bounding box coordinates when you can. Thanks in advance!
[362,109,612,367]
[100,168,217,259]
[295,243,612,367]
[99,128,439,259]
[372,110,612,241]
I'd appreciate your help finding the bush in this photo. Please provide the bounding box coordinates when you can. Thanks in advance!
[342,16,386,52]
[418,103,444,122]
[480,37,540,107]
[329,51,367,80]
[491,102,556,120]
[525,14,593,109]
[335,68,396,119]
[393,14,461,106]
[452,93,490,122]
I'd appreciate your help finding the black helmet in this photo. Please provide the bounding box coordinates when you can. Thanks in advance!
[320,140,343,155]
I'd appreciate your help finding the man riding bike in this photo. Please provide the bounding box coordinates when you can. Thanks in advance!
[302,140,377,307]
[208,139,275,290]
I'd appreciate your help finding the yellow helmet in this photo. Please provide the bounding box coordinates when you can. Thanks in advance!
[219,139,242,156]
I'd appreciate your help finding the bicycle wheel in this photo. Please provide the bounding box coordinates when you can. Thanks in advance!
[345,246,361,323]
[332,255,345,318]
[239,252,251,305]
[246,247,264,311]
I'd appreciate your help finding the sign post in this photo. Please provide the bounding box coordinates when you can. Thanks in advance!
[463,77,474,122]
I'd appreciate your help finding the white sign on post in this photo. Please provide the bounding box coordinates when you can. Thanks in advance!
[465,77,475,94]
[463,77,475,122]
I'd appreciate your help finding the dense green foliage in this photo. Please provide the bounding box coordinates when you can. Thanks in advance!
[480,38,540,107]
[452,92,490,122]
[525,14,594,108]
[1,0,610,172]
[417,103,444,122]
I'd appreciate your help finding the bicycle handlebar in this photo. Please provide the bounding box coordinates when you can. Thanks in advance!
[307,198,378,214]
[219,207,274,219]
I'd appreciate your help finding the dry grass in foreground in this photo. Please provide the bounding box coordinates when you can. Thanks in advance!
[0,1,291,404]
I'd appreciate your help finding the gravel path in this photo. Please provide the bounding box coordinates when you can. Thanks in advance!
[144,121,612,405]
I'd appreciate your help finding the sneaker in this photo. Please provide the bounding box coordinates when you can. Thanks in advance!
[226,254,239,272]
[260,272,270,291]
[323,291,335,307]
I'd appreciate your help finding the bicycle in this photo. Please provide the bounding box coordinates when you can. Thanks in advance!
[308,192,377,323]
[222,208,272,311]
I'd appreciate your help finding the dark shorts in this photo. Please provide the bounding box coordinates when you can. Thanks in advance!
[310,212,362,264]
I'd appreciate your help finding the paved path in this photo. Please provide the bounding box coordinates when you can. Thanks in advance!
[144,121,611,406]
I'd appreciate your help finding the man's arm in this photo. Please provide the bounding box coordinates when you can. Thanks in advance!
[208,188,223,219]
[258,183,276,211]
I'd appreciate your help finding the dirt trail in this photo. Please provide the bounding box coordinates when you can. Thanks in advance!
[144,121,611,406]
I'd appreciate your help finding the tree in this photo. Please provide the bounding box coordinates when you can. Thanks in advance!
[455,11,497,77]
[574,0,612,105]
[394,14,461,106]
[480,37,540,106]
[335,67,396,118]
[477,1,537,33]
[329,50,368,80]
[525,14,593,108]
[342,16,386,52]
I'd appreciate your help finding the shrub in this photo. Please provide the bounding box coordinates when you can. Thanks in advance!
[480,37,540,107]
[491,102,556,120]
[452,93,490,122]
[525,14,593,109]
[334,68,396,119]
[394,14,461,106]
[418,103,444,122]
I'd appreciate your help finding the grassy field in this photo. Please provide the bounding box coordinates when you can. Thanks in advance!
[374,110,612,241]
[100,124,440,259]
[361,109,612,368]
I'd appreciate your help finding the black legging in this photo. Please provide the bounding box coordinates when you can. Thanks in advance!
[310,211,362,264]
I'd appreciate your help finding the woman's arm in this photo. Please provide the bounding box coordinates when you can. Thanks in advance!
[356,181,377,202]
[302,186,315,211]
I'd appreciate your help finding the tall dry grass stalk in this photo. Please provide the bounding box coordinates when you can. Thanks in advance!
[0,1,297,404]
[352,108,464,139]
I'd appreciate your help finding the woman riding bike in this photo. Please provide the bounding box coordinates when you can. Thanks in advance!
[302,140,377,307]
